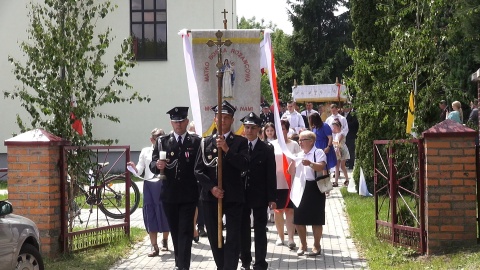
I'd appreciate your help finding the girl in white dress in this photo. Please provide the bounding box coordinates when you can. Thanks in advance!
[332,120,350,187]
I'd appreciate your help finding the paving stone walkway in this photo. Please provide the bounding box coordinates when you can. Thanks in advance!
[111,172,368,270]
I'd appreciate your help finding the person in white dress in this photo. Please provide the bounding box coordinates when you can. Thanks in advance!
[332,120,350,187]
[127,128,170,256]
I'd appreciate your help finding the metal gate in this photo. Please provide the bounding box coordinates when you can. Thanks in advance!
[477,145,480,243]
[59,145,133,253]
[373,139,426,254]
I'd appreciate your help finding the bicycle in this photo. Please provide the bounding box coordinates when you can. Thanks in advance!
[67,162,140,227]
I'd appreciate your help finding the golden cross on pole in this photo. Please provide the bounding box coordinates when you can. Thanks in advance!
[221,9,228,30]
[206,29,232,249]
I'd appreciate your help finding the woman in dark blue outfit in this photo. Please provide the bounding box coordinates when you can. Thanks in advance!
[308,113,337,178]
[127,128,170,257]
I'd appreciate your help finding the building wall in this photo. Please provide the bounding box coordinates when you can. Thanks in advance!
[0,0,237,164]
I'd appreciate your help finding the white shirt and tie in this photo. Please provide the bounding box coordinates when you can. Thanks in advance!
[174,132,186,146]
[301,109,319,117]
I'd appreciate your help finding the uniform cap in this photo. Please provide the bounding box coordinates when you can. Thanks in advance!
[261,101,270,108]
[166,107,189,122]
[240,112,262,126]
[211,100,236,115]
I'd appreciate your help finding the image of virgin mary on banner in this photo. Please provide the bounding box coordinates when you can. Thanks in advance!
[189,29,262,136]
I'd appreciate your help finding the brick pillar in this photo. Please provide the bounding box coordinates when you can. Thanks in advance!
[4,129,69,258]
[423,119,477,254]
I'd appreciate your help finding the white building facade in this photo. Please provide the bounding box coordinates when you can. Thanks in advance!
[0,0,238,166]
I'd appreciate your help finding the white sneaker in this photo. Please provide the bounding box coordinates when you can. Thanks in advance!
[288,241,296,250]
[275,238,284,246]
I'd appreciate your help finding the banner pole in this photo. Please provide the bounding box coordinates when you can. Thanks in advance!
[216,45,224,249]
[206,27,232,249]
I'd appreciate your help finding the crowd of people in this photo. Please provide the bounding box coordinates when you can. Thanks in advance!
[439,99,478,128]
[127,99,359,270]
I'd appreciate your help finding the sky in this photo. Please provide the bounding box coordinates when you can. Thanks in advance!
[236,0,294,34]
[236,0,348,35]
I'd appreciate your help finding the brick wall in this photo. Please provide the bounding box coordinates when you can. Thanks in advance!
[423,119,477,254]
[5,129,68,258]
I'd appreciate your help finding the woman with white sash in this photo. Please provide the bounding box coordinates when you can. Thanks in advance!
[288,130,327,256]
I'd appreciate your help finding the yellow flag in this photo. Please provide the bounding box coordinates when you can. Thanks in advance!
[406,91,414,134]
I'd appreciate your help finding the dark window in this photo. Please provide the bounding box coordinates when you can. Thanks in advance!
[131,0,167,60]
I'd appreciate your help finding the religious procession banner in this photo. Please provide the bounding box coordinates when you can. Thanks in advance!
[179,29,262,137]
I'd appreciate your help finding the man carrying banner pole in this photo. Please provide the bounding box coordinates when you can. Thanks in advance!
[205,30,233,249]
[194,100,248,270]
[194,27,248,269]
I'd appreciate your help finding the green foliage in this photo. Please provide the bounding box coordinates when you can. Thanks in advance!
[348,0,480,182]
[5,0,150,147]
[237,16,294,101]
[301,64,314,85]
[239,0,354,102]
[238,16,277,31]
[270,29,296,100]
[287,0,353,85]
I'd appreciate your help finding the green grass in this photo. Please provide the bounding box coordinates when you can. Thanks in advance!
[0,194,7,201]
[0,180,7,190]
[44,227,147,270]
[341,188,480,269]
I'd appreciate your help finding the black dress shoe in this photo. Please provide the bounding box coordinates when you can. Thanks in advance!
[198,228,208,237]
[193,235,199,243]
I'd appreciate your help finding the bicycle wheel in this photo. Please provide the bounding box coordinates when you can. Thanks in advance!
[98,175,140,219]
[67,177,90,229]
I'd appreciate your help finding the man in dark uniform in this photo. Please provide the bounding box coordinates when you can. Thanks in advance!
[343,103,359,169]
[194,100,249,270]
[279,101,287,119]
[150,107,201,270]
[239,112,277,270]
[259,101,274,126]
[439,100,449,122]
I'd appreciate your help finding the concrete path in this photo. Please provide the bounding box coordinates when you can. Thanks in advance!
[110,171,368,270]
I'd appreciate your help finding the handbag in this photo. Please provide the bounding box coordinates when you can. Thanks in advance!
[316,174,332,193]
[313,149,333,193]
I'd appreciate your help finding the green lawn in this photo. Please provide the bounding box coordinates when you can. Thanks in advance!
[341,188,480,269]
[44,227,146,270]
